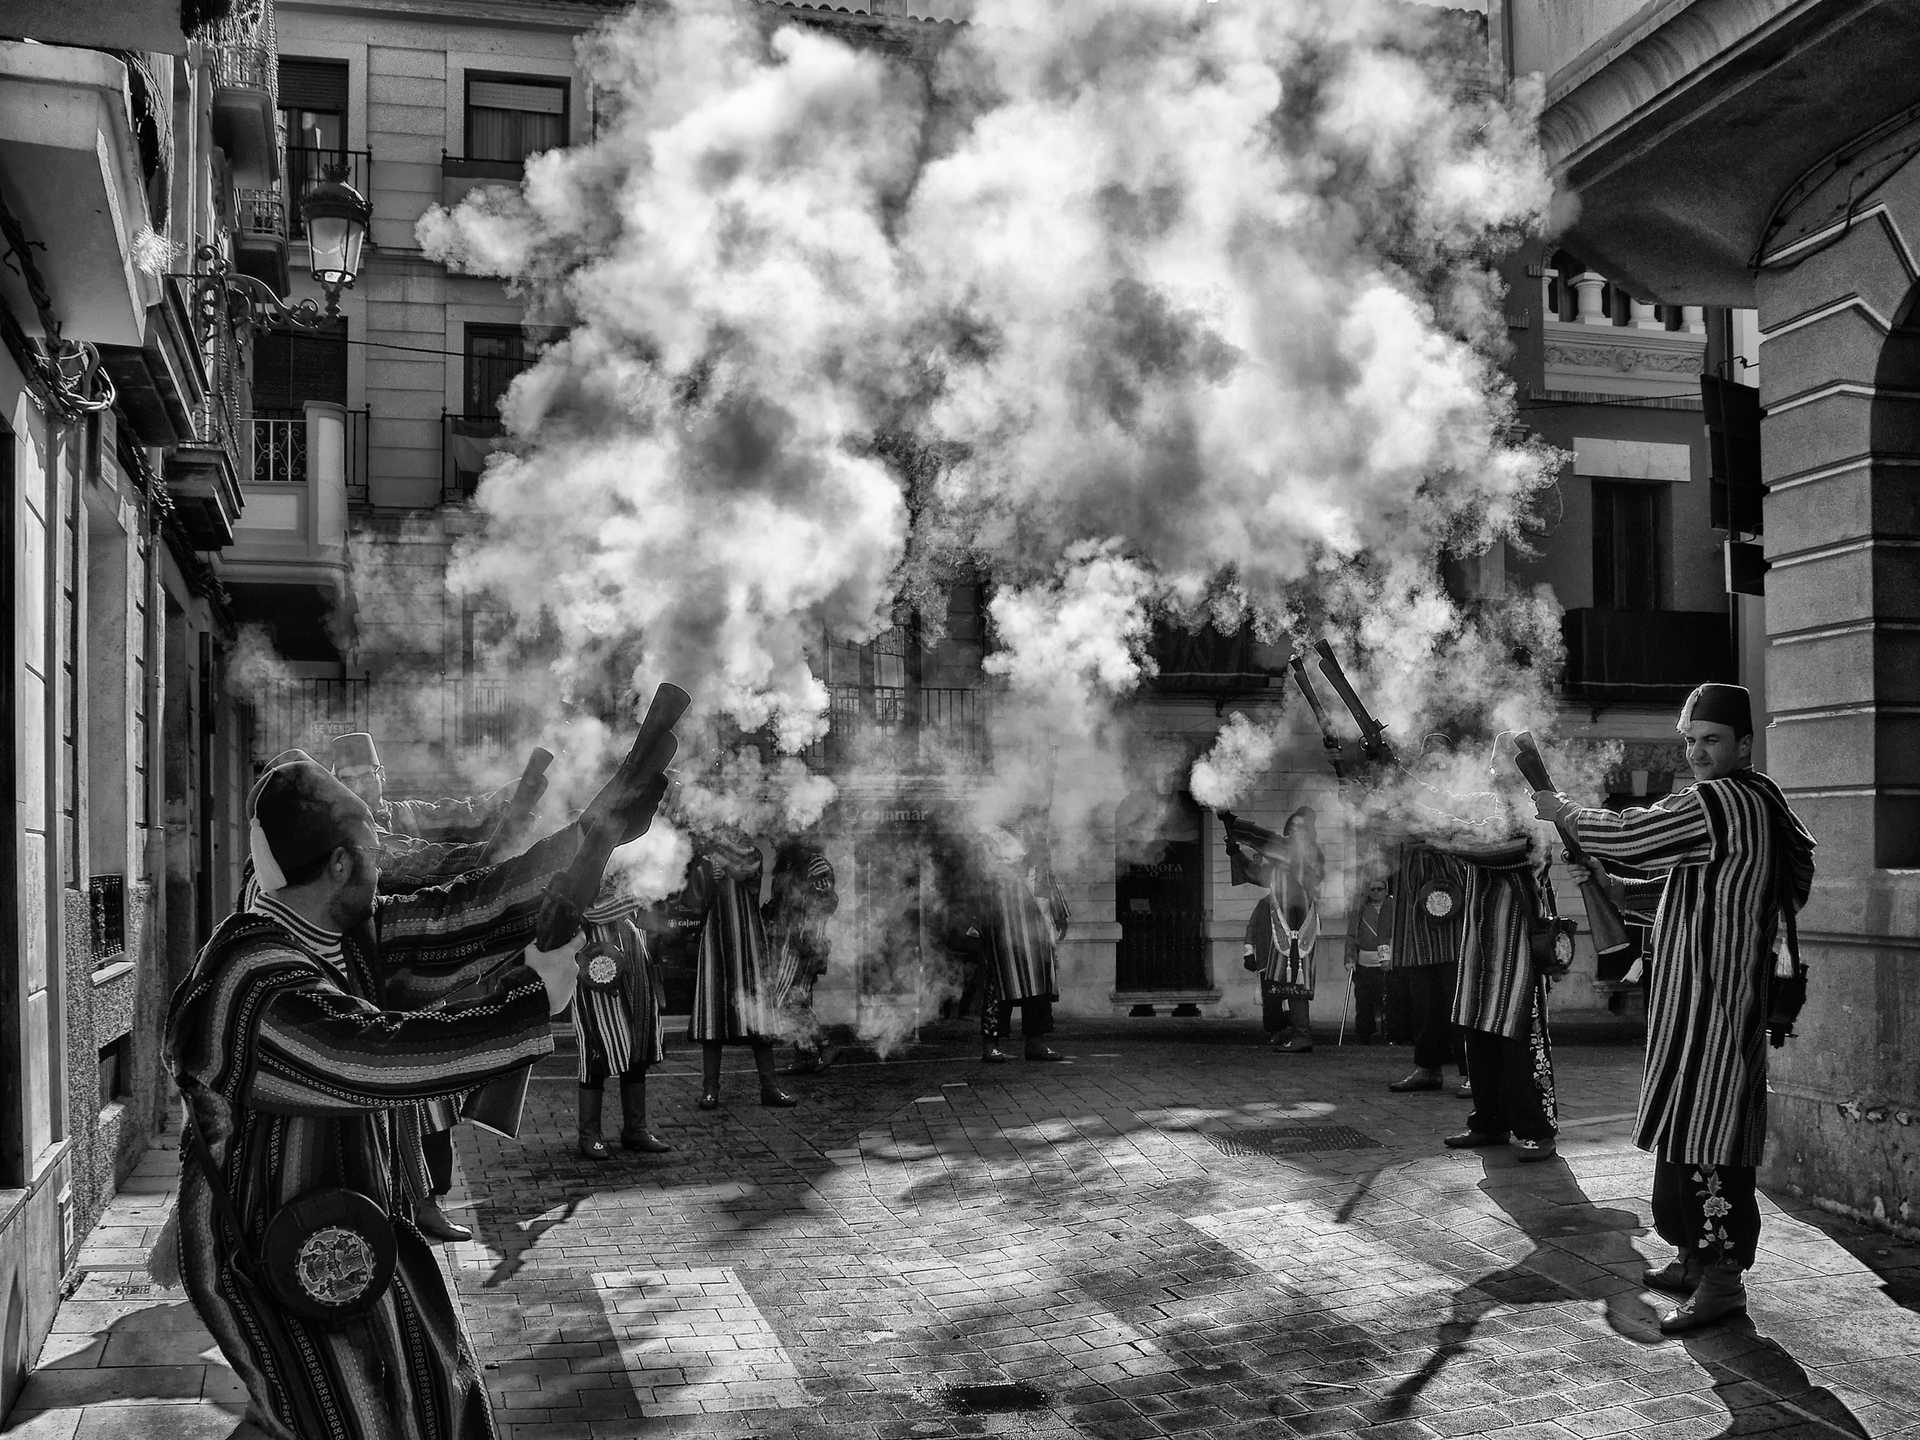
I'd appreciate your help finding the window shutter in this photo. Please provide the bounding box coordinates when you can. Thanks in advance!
[280,59,349,113]
[468,79,565,114]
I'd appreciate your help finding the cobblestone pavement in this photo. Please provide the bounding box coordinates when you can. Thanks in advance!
[7,1021,1920,1440]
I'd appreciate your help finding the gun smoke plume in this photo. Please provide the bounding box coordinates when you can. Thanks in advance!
[416,0,1564,1036]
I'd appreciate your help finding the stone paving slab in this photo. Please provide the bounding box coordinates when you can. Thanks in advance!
[5,1024,1919,1439]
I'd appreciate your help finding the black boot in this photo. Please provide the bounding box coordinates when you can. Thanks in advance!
[753,1041,798,1107]
[577,1086,609,1161]
[619,1076,672,1153]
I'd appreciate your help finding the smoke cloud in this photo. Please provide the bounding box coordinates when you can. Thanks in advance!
[416,0,1565,1039]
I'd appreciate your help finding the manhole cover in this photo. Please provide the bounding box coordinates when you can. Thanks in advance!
[1202,1125,1381,1157]
[939,1381,1049,1413]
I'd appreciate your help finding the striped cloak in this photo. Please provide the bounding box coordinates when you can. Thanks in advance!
[164,827,576,1440]
[572,913,664,1083]
[1569,768,1815,1167]
[1387,843,1469,971]
[980,866,1060,1005]
[1435,834,1548,1039]
[677,851,784,1044]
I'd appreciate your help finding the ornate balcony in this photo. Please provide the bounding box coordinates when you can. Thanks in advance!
[232,186,289,294]
[202,0,280,184]
[220,401,357,661]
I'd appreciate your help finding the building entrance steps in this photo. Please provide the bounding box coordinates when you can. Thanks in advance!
[6,1026,1919,1439]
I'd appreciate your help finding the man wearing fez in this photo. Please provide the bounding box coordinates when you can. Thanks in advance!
[165,752,612,1440]
[1534,683,1815,1334]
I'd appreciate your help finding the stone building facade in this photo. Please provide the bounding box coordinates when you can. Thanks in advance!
[1495,0,1920,1231]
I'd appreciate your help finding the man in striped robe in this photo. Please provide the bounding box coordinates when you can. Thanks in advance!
[1537,683,1815,1334]
[1420,751,1559,1161]
[166,752,589,1440]
[764,836,841,1074]
[332,733,523,1244]
[672,831,799,1110]
[571,882,671,1158]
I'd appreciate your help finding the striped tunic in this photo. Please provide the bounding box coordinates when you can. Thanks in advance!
[1387,843,1469,970]
[1430,832,1546,1039]
[979,865,1060,1004]
[164,825,576,1440]
[677,849,783,1044]
[1568,769,1815,1167]
[1245,893,1318,998]
[572,909,663,1083]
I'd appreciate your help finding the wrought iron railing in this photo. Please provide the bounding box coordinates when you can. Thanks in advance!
[800,684,990,768]
[234,186,286,247]
[250,676,370,762]
[282,146,374,238]
[249,407,307,484]
[345,407,369,502]
[455,677,518,750]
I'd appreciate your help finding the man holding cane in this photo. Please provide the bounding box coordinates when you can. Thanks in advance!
[1531,683,1814,1334]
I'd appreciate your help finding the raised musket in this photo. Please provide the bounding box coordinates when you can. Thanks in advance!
[1287,653,1347,780]
[1311,639,1397,769]
[482,745,555,860]
[1510,730,1635,958]
[533,683,691,951]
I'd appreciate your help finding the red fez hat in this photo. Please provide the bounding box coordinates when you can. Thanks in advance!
[248,751,375,890]
[1677,683,1753,737]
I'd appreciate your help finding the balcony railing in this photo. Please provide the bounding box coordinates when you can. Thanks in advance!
[801,683,990,768]
[283,146,373,239]
[345,407,369,503]
[1561,608,1735,705]
[454,677,521,750]
[250,676,370,763]
[250,407,308,483]
[443,412,507,500]
[234,186,286,246]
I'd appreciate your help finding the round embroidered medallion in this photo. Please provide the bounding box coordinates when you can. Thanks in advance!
[294,1224,378,1306]
[1552,929,1576,967]
[587,953,619,986]
[1422,888,1455,920]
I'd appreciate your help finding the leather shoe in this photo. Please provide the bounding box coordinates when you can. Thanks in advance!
[621,1130,674,1153]
[981,1048,1014,1063]
[577,1134,610,1161]
[1442,1130,1508,1148]
[696,1091,721,1111]
[412,1199,472,1243]
[1388,1070,1442,1092]
[1023,1045,1068,1062]
[1659,1262,1747,1334]
[1644,1256,1704,1295]
[759,1087,799,1108]
[1511,1137,1558,1162]
[1273,1034,1314,1053]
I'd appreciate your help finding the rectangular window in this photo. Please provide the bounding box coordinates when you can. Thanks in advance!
[465,75,567,166]
[278,59,349,239]
[1592,479,1662,611]
[462,324,561,416]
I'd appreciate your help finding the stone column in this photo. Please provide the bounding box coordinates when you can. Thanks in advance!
[1752,151,1920,1226]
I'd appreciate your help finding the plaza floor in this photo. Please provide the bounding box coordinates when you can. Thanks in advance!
[4,1020,1918,1439]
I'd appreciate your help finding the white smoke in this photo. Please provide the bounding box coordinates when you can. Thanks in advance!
[415,0,1565,1032]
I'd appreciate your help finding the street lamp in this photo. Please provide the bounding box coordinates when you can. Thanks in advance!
[190,171,372,337]
[301,171,372,304]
